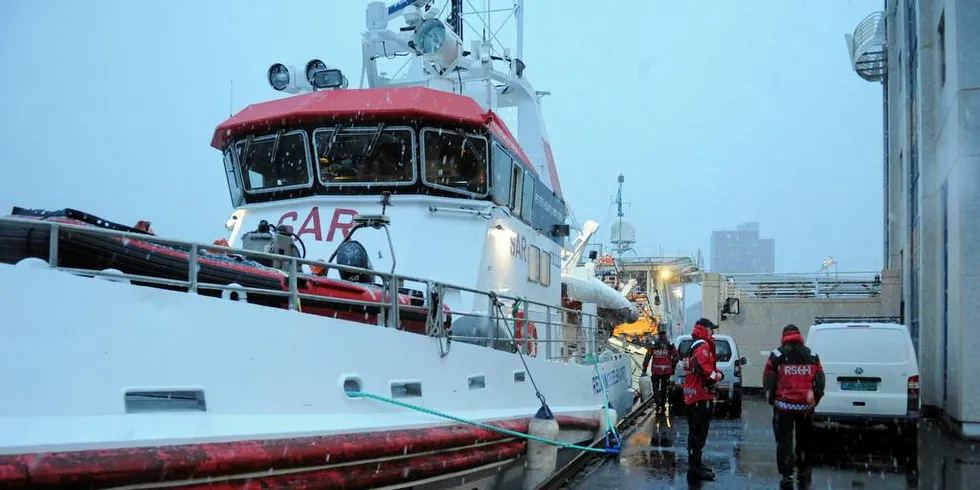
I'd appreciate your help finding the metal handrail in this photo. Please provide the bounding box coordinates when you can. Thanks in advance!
[2,215,607,361]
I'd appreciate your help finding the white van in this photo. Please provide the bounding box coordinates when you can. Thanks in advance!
[805,322,919,436]
[669,333,747,417]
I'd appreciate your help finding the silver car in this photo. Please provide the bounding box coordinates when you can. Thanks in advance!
[669,333,747,417]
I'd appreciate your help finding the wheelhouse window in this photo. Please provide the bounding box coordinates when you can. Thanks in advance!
[491,143,513,207]
[510,164,523,216]
[223,148,244,207]
[313,126,415,186]
[234,130,312,192]
[422,128,488,196]
[522,171,535,222]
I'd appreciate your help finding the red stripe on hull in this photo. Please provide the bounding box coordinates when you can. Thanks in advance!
[0,416,597,488]
[180,440,526,490]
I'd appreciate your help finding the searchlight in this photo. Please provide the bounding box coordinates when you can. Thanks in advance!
[268,63,291,91]
[268,60,346,93]
[412,18,462,75]
[267,63,311,94]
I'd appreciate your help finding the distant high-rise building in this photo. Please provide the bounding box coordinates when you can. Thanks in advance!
[709,222,775,274]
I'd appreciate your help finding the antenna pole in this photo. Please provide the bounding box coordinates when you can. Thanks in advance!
[229,80,234,117]
[516,0,524,62]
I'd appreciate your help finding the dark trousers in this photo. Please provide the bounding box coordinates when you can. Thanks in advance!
[772,408,813,477]
[652,374,671,406]
[686,400,712,470]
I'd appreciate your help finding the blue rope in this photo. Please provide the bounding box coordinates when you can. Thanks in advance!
[591,353,623,453]
[347,391,619,454]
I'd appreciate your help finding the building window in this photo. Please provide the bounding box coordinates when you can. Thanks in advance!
[938,12,946,86]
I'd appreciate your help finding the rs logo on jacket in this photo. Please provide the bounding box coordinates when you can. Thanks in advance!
[682,323,724,405]
[762,328,826,412]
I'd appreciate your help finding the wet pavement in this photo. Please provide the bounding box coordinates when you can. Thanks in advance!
[565,395,980,489]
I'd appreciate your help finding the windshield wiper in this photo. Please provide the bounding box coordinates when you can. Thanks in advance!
[270,130,284,183]
[321,128,342,161]
[239,134,255,170]
[457,129,484,163]
[366,123,386,158]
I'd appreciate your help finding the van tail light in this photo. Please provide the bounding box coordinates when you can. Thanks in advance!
[734,361,742,378]
[907,375,920,412]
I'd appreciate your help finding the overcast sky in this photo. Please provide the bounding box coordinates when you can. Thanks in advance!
[0,0,884,277]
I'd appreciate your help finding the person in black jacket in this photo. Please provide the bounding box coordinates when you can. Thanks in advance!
[763,324,826,489]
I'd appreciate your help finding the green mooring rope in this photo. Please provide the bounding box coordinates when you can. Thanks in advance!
[347,391,617,454]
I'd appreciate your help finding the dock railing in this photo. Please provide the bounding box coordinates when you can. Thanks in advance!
[1,215,604,363]
[722,272,883,299]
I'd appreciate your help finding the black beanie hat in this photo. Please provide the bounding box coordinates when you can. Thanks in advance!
[782,324,800,334]
[696,318,717,330]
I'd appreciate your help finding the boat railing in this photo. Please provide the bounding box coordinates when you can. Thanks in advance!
[1,215,604,364]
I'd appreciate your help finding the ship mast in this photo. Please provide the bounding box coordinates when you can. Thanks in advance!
[615,174,625,220]
[610,175,634,259]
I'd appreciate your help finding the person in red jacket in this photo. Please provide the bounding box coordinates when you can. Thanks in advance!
[763,324,826,489]
[683,318,724,482]
[642,329,679,412]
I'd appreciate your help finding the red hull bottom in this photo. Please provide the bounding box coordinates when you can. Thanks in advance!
[182,440,526,490]
[0,416,598,489]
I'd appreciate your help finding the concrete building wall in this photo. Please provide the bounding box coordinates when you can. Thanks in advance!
[699,272,902,389]
[882,0,980,436]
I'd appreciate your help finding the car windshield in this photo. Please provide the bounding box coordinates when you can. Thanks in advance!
[678,338,732,362]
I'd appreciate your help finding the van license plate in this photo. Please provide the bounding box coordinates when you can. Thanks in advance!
[841,380,878,391]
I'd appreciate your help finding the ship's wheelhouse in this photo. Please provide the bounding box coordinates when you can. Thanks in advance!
[214,88,568,246]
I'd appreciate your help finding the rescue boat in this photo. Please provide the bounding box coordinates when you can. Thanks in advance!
[0,2,633,489]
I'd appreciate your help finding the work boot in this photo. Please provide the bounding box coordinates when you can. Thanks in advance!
[797,467,812,487]
[686,466,715,481]
[779,475,794,489]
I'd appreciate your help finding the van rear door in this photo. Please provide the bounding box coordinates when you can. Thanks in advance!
[806,325,916,417]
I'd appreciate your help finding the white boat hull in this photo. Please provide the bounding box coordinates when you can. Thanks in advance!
[0,263,632,487]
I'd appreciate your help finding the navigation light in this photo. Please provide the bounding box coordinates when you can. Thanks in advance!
[268,63,291,91]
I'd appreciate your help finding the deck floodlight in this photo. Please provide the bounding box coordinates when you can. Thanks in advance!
[311,68,348,90]
[268,63,291,91]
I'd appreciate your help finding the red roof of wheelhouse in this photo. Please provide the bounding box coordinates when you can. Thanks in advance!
[210,86,536,175]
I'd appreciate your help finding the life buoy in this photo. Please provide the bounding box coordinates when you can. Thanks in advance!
[514,311,539,357]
